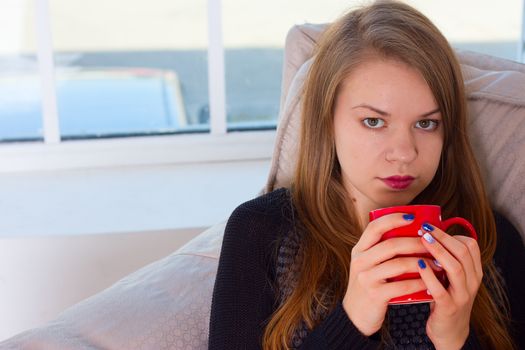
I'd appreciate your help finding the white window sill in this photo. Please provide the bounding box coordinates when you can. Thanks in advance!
[0,130,276,173]
[0,131,276,236]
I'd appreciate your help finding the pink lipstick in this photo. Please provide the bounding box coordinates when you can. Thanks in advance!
[381,175,415,190]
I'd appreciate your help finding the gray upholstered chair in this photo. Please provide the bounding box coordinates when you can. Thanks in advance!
[1,23,524,350]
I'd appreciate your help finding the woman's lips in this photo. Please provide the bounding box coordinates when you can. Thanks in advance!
[381,176,415,190]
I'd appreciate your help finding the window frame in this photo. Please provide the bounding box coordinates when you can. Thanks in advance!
[3,0,524,173]
[34,0,232,143]
[521,0,525,62]
[0,0,274,174]
[0,130,275,173]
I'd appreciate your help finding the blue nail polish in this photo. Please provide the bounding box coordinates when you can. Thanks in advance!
[423,232,436,244]
[403,214,415,221]
[433,259,442,268]
[422,223,434,232]
[418,259,427,269]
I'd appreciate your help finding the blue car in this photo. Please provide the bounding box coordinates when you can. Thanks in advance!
[0,67,192,141]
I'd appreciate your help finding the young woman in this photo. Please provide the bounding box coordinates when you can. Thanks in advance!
[208,1,525,349]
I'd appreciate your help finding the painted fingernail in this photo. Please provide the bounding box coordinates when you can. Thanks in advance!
[417,229,424,236]
[422,223,434,232]
[403,214,415,221]
[423,232,436,244]
[433,259,442,268]
[418,259,427,269]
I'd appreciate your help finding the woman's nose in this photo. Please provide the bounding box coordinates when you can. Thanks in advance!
[385,130,418,163]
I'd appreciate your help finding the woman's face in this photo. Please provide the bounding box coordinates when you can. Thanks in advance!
[333,58,444,220]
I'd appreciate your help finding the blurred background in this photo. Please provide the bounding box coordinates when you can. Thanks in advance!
[0,0,523,341]
[0,0,523,140]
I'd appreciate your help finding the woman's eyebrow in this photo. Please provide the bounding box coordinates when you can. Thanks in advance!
[351,104,440,118]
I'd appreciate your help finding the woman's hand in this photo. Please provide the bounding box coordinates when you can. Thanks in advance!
[417,224,483,350]
[342,213,434,336]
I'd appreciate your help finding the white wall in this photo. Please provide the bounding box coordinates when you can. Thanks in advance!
[0,160,271,236]
[0,158,271,341]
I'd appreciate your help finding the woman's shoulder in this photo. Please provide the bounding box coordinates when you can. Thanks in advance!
[491,212,525,347]
[229,187,292,222]
[224,187,294,243]
[493,211,524,247]
[492,210,524,266]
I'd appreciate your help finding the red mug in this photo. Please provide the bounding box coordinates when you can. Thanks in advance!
[368,205,478,304]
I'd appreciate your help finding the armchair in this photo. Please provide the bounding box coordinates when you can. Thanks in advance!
[1,23,524,350]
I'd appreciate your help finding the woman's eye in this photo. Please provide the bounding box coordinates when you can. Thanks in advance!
[416,119,439,130]
[362,118,385,129]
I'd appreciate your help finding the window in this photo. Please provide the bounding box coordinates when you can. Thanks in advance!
[0,0,42,142]
[50,0,209,139]
[407,0,523,61]
[0,1,523,144]
[222,0,352,130]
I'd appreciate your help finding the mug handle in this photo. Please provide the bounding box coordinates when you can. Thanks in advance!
[442,217,478,241]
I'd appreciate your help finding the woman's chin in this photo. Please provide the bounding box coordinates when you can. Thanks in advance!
[376,193,416,208]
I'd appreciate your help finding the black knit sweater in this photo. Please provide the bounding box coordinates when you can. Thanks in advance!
[208,188,525,349]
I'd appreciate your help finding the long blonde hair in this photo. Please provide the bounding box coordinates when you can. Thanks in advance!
[263,1,514,349]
